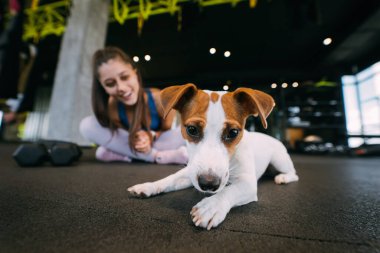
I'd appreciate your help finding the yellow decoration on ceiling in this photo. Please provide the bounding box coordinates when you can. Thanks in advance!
[199,0,246,7]
[249,0,257,8]
[138,13,144,36]
[31,0,40,9]
[112,0,182,24]
[23,0,257,42]
[23,0,70,42]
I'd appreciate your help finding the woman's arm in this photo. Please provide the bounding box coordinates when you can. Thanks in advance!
[133,88,173,153]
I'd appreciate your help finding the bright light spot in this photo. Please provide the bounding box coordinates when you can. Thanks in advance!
[282,82,288,88]
[271,83,277,89]
[144,55,151,61]
[323,37,332,46]
[224,51,231,57]
[210,48,216,54]
[223,85,229,91]
[133,56,139,62]
[292,82,299,87]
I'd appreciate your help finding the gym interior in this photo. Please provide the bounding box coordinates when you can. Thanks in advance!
[0,1,379,252]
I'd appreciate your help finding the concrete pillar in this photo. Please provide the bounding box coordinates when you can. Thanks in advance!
[46,0,109,145]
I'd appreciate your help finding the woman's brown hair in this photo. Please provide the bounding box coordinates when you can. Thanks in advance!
[91,46,151,152]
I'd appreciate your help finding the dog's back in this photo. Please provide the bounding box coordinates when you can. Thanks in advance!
[238,131,295,179]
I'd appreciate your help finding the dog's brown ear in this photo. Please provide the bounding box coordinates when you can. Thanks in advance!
[233,88,275,129]
[160,83,198,118]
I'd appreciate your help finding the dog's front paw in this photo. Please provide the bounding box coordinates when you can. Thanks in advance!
[190,196,230,230]
[274,173,299,184]
[127,182,159,198]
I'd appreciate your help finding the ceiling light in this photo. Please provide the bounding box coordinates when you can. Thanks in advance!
[133,56,139,62]
[144,55,151,61]
[271,83,277,89]
[223,85,229,91]
[323,37,332,46]
[282,82,288,88]
[224,51,231,57]
[210,48,216,54]
[292,82,299,87]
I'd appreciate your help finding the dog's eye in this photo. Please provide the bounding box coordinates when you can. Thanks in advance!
[186,125,200,137]
[224,128,240,141]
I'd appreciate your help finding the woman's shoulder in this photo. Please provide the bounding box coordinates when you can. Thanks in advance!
[146,87,161,101]
[147,87,161,95]
[146,87,165,116]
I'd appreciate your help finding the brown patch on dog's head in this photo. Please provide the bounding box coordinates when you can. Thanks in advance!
[210,92,219,103]
[222,88,275,129]
[220,94,246,154]
[221,119,244,155]
[160,83,198,118]
[220,88,275,154]
[179,90,209,143]
[160,84,210,143]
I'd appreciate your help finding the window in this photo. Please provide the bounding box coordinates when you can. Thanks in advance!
[342,62,380,147]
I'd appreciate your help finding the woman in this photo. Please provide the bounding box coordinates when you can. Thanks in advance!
[79,46,188,164]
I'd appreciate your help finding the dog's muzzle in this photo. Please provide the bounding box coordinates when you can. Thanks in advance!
[197,174,221,192]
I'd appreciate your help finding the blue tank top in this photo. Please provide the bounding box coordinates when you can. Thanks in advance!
[117,89,161,130]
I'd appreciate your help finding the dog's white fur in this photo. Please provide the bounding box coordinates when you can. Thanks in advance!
[128,83,299,230]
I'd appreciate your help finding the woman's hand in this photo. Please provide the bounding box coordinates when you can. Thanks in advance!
[134,130,152,153]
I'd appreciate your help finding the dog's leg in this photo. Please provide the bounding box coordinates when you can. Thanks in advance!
[270,148,299,184]
[190,173,257,230]
[127,167,192,197]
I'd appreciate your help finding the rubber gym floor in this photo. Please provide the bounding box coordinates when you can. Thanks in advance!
[0,142,379,253]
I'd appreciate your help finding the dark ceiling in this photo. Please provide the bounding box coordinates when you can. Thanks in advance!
[105,0,380,89]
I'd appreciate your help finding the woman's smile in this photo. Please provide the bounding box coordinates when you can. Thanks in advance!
[98,58,140,106]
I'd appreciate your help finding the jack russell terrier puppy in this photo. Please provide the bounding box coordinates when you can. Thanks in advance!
[128,83,299,230]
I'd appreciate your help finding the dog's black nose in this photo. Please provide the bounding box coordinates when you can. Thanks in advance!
[198,174,221,192]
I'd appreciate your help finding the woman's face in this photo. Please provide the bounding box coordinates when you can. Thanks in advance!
[98,58,140,106]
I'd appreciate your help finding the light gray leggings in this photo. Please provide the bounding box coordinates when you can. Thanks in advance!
[79,115,186,162]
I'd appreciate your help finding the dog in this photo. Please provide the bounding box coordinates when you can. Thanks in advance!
[128,83,299,230]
